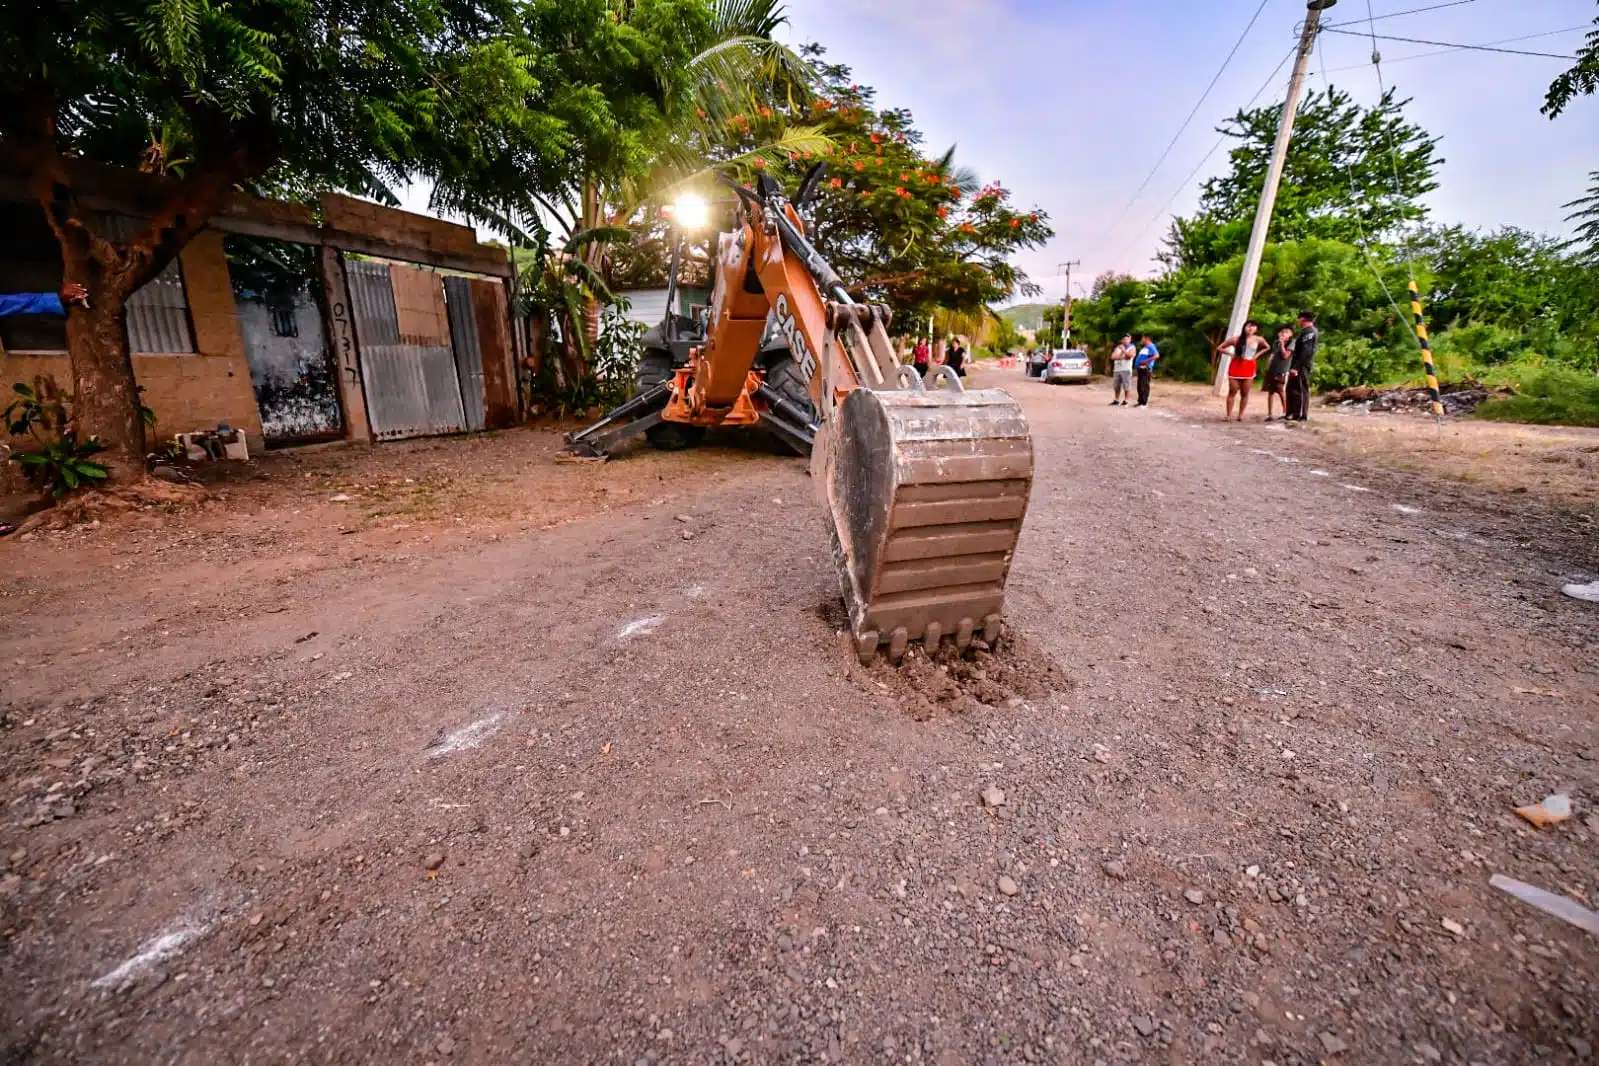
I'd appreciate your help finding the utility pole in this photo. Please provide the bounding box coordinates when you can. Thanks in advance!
[1058,260,1080,348]
[1215,0,1336,395]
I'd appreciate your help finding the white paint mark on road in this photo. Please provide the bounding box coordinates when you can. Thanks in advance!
[1392,503,1423,515]
[1310,469,1330,477]
[1275,455,1302,465]
[617,614,666,640]
[684,585,708,600]
[1251,449,1275,457]
[1342,484,1371,493]
[92,918,212,989]
[427,713,504,759]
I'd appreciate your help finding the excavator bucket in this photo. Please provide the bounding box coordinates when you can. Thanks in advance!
[816,379,1033,663]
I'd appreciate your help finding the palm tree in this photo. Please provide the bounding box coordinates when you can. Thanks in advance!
[440,0,826,387]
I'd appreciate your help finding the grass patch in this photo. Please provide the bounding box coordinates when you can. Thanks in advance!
[1475,368,1599,428]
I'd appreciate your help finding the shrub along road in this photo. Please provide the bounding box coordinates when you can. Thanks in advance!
[1,368,1595,1065]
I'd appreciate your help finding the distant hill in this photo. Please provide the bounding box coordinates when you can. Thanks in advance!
[1000,303,1049,331]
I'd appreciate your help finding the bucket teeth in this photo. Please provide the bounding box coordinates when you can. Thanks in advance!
[818,386,1033,663]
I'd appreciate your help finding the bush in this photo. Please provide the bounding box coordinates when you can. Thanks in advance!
[1475,367,1599,428]
[1317,337,1408,390]
[4,379,112,498]
[1435,323,1525,366]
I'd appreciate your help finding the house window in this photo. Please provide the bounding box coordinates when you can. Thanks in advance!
[270,302,299,338]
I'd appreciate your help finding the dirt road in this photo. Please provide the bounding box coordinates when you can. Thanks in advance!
[3,368,1596,1065]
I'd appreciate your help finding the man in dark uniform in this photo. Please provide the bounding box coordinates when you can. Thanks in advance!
[1285,310,1319,422]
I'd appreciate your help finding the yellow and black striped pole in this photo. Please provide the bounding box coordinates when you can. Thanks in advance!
[1407,279,1444,419]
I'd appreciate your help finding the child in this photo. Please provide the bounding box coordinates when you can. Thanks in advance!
[1263,325,1293,422]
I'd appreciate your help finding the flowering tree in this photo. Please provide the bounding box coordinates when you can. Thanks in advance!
[720,45,1051,326]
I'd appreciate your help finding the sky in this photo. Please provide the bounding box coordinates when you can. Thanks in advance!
[778,0,1599,304]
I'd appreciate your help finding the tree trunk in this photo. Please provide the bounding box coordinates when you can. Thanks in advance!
[64,269,146,479]
[17,107,278,486]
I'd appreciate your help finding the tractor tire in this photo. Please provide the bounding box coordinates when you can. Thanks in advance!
[636,349,705,451]
[760,353,819,455]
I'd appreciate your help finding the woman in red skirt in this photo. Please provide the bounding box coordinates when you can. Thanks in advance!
[1216,320,1267,422]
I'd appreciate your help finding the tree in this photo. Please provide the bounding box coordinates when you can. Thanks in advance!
[1,0,569,479]
[1069,274,1153,355]
[1565,172,1599,264]
[1162,87,1440,272]
[1037,306,1063,350]
[1544,11,1599,118]
[733,46,1052,325]
[1411,225,1577,330]
[1153,238,1415,383]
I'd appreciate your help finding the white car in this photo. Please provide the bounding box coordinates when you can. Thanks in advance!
[1043,349,1092,384]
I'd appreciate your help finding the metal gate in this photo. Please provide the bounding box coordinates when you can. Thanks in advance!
[443,276,486,432]
[343,258,468,440]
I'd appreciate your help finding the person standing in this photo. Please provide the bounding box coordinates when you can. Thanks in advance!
[1263,325,1294,422]
[912,339,931,377]
[1133,333,1159,406]
[1109,335,1135,406]
[1216,319,1266,422]
[1286,310,1319,422]
[946,337,968,378]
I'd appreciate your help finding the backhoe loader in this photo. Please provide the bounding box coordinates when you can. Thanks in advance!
[565,167,1035,663]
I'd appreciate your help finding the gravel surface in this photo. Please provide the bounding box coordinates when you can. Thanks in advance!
[2,368,1596,1065]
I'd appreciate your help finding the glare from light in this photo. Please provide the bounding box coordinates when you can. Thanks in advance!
[672,193,710,231]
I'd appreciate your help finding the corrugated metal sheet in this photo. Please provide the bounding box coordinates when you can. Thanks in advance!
[343,256,467,440]
[126,262,195,354]
[344,259,401,344]
[618,288,669,328]
[444,276,485,432]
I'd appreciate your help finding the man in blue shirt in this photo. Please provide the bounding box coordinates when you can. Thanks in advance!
[1133,333,1159,407]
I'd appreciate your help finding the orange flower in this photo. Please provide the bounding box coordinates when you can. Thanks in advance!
[951,189,962,200]
[937,206,949,218]
[900,172,909,181]
[754,157,767,169]
[853,161,865,171]
[1030,214,1038,222]
[870,133,883,144]
[759,106,772,118]
[895,186,907,197]
[696,108,706,120]
[829,177,843,188]
[1009,218,1019,227]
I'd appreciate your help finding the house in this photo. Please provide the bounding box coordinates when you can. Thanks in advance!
[0,155,524,462]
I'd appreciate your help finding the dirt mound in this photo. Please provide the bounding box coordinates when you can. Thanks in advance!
[859,630,1070,720]
[1324,379,1511,416]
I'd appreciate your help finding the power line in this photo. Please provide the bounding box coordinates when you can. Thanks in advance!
[1321,26,1574,59]
[1314,25,1592,73]
[1084,0,1274,265]
[1107,45,1299,273]
[1323,0,1478,30]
